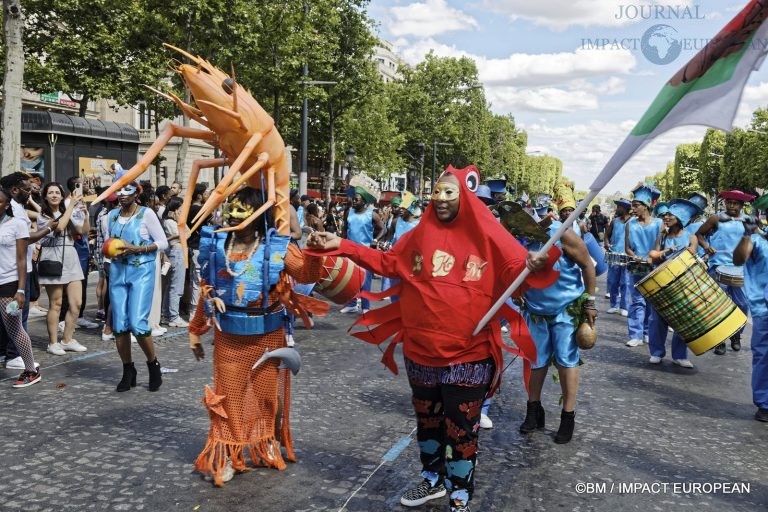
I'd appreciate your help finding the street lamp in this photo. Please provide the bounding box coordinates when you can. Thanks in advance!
[344,147,356,182]
[431,141,454,194]
[298,79,338,196]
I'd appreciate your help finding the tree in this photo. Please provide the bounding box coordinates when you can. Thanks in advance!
[390,53,489,174]
[23,0,170,117]
[337,86,405,179]
[672,142,700,198]
[1,0,24,177]
[697,129,726,201]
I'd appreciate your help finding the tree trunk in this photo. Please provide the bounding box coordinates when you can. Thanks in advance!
[0,0,24,177]
[77,92,89,118]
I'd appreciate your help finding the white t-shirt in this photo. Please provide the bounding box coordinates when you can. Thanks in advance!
[0,216,30,285]
[11,199,33,272]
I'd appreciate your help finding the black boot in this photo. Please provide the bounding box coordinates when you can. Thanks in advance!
[147,359,162,391]
[714,342,727,355]
[116,362,137,392]
[731,335,741,352]
[519,400,545,433]
[554,410,575,444]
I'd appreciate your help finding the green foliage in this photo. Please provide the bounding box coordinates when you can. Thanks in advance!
[338,87,405,177]
[672,142,700,198]
[519,155,563,196]
[389,53,491,176]
[24,0,171,116]
[697,129,725,198]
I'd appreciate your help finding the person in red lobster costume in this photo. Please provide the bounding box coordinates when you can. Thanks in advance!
[306,165,559,512]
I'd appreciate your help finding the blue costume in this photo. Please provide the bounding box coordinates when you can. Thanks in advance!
[626,216,662,341]
[109,207,157,336]
[199,227,291,335]
[707,215,750,338]
[345,207,374,310]
[647,231,692,361]
[742,234,768,412]
[607,216,631,311]
[523,221,585,369]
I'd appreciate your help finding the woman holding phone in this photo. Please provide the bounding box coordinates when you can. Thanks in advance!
[36,182,88,355]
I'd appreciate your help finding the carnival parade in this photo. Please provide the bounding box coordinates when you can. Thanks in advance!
[1,1,768,511]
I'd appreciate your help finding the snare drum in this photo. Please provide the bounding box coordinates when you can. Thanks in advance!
[605,252,630,266]
[715,265,744,287]
[627,258,653,277]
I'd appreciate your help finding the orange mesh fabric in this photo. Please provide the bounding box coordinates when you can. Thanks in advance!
[194,328,290,486]
[191,245,323,486]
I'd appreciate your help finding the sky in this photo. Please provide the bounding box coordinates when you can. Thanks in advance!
[366,0,768,195]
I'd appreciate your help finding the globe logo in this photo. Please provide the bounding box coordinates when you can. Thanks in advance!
[641,24,682,65]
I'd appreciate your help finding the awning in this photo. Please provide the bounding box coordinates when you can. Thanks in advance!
[20,110,139,143]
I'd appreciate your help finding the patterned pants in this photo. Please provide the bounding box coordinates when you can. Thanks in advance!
[405,357,494,505]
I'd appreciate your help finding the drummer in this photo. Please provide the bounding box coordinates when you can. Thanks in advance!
[686,192,709,257]
[624,184,662,348]
[646,199,699,368]
[695,190,755,355]
[604,199,632,316]
[733,192,768,423]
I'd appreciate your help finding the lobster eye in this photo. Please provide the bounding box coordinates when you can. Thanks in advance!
[222,78,235,94]
[465,169,479,192]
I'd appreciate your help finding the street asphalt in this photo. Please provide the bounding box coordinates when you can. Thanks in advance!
[1,273,766,511]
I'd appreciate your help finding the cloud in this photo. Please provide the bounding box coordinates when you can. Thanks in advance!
[521,119,706,192]
[394,39,637,87]
[387,0,479,38]
[482,0,697,30]
[735,81,768,126]
[476,48,636,87]
[488,87,598,113]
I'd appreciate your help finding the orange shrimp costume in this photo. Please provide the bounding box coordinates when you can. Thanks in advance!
[89,46,333,486]
[189,235,327,486]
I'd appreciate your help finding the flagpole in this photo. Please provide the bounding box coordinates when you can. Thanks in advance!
[472,135,645,336]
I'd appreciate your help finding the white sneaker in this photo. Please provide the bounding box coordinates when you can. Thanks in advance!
[606,307,619,314]
[28,307,46,318]
[58,321,65,333]
[500,325,509,333]
[151,327,166,337]
[47,343,66,356]
[643,335,649,343]
[5,356,39,370]
[76,318,100,329]
[168,318,189,328]
[604,292,611,299]
[479,414,494,429]
[102,331,115,342]
[60,339,87,352]
[620,309,629,317]
[626,339,643,347]
[649,355,662,364]
[340,305,361,314]
[672,359,694,368]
